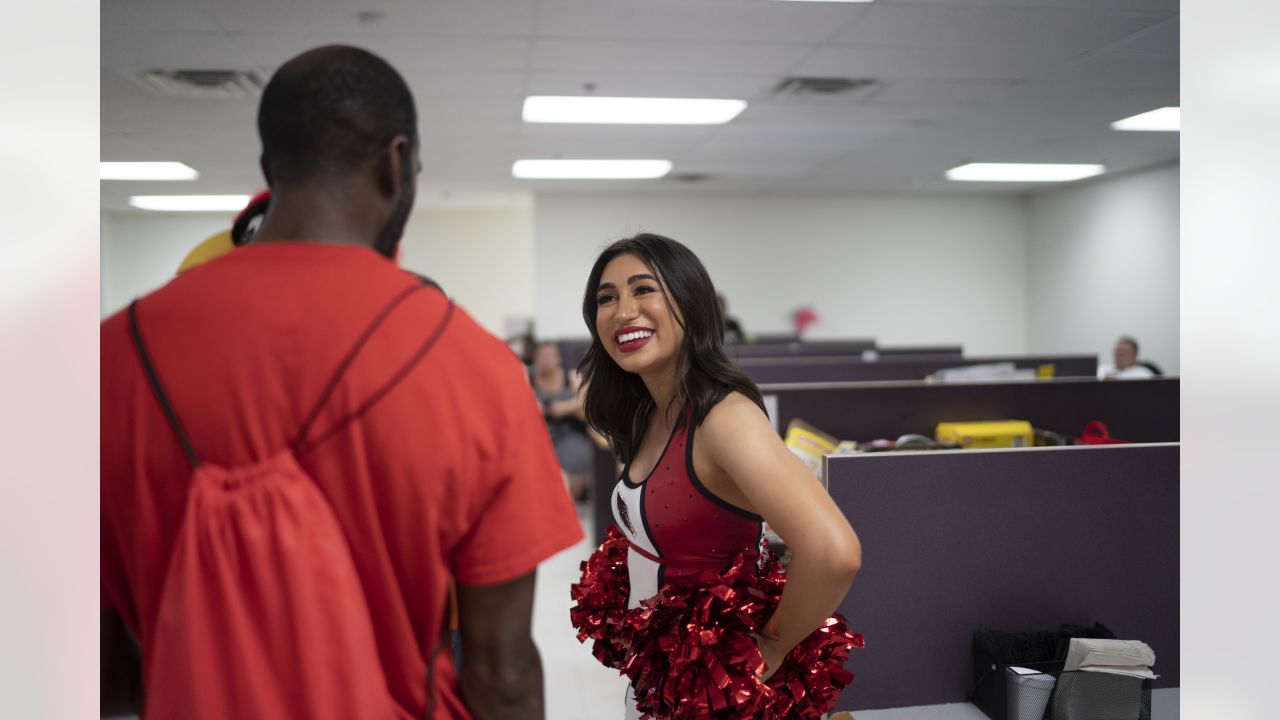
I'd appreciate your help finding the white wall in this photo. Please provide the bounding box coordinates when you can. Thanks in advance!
[100,206,536,338]
[100,212,232,318]
[397,205,534,338]
[534,192,1030,355]
[103,177,1179,368]
[1027,163,1179,374]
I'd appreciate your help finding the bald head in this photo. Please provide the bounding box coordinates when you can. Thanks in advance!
[1114,336,1140,369]
[257,45,417,187]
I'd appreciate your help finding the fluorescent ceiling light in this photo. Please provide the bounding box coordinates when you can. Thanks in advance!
[1111,107,1180,132]
[522,96,747,125]
[945,163,1106,182]
[129,195,251,212]
[772,0,876,3]
[100,162,199,181]
[512,160,673,180]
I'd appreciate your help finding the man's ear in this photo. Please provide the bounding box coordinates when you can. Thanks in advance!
[377,134,411,200]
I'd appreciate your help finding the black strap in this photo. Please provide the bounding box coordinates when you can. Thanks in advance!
[290,282,427,450]
[129,301,201,469]
[294,282,455,457]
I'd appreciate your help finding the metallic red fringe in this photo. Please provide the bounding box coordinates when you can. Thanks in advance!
[570,526,864,719]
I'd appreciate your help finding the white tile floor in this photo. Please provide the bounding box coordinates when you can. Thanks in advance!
[536,506,1180,720]
[533,505,631,720]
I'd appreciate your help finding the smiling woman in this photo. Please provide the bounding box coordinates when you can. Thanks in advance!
[572,233,865,720]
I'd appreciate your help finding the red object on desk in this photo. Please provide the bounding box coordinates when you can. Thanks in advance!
[793,306,819,334]
[1078,420,1129,445]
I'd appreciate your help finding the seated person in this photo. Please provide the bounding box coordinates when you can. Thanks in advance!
[1098,336,1156,380]
[530,341,593,502]
[718,293,746,344]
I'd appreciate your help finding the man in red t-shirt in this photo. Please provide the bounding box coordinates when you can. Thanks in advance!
[100,45,582,719]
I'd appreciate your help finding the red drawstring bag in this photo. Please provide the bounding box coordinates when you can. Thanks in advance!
[129,280,453,719]
[1077,420,1129,445]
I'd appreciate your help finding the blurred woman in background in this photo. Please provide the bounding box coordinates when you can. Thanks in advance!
[530,340,592,503]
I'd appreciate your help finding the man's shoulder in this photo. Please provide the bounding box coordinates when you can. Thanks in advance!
[438,304,524,377]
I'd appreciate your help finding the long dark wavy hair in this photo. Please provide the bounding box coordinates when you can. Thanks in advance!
[579,233,766,464]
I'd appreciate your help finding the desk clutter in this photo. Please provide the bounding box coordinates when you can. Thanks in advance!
[973,627,1157,720]
[782,418,1130,472]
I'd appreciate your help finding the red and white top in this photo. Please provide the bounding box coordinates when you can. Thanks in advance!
[611,406,764,610]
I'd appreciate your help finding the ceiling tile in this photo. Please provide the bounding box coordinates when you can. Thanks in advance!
[230,33,531,73]
[101,0,1180,196]
[796,43,1070,82]
[1021,51,1179,92]
[101,133,166,161]
[531,39,812,75]
[832,5,1168,57]
[524,72,781,101]
[408,71,527,98]
[515,124,715,158]
[195,0,536,36]
[101,28,255,69]
[102,0,223,32]
[881,0,1177,12]
[536,0,869,44]
[1101,15,1178,55]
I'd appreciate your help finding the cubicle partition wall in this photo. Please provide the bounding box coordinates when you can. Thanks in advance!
[875,345,964,356]
[761,377,1179,443]
[739,354,1097,384]
[560,337,880,371]
[590,377,1179,544]
[559,339,591,373]
[826,444,1180,711]
[727,339,877,360]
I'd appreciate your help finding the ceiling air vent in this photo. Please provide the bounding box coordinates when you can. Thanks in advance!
[137,69,265,99]
[772,77,880,99]
[667,173,711,183]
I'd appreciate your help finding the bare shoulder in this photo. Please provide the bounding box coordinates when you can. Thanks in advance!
[700,392,773,446]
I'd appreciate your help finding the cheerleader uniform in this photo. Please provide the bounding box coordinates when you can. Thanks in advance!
[611,406,763,718]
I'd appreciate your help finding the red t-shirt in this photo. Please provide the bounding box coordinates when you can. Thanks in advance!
[100,242,583,719]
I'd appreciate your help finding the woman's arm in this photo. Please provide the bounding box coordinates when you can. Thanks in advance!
[549,370,588,421]
[698,393,862,679]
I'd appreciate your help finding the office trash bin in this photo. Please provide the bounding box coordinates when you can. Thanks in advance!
[1006,666,1056,720]
[971,624,1116,720]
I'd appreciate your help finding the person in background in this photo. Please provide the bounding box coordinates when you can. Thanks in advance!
[101,45,581,720]
[174,189,271,274]
[506,320,538,369]
[530,340,593,503]
[1098,335,1157,380]
[573,233,862,720]
[718,292,745,343]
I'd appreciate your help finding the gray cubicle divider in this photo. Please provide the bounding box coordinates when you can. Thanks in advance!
[875,345,964,356]
[761,377,1179,443]
[559,338,591,373]
[727,339,877,360]
[590,377,1178,545]
[825,444,1179,712]
[563,337,880,371]
[739,354,1096,384]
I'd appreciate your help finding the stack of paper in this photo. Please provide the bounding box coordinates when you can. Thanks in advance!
[1063,638,1158,679]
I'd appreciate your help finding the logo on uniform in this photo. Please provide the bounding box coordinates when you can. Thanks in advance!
[616,493,636,536]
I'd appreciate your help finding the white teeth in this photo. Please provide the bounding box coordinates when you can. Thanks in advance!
[617,330,654,344]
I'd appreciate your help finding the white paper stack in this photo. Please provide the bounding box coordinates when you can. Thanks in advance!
[1063,638,1158,679]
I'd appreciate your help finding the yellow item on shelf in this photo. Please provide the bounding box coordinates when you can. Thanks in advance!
[784,419,840,479]
[935,420,1034,449]
[1036,363,1056,378]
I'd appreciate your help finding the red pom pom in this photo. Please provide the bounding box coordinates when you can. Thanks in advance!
[571,531,864,719]
[569,526,633,669]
